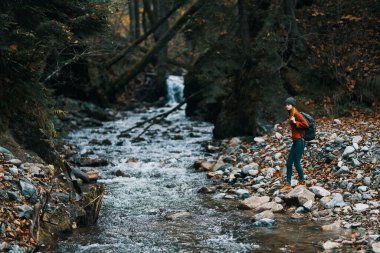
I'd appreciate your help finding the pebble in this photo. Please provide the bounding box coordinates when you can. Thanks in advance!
[343,146,355,156]
[165,211,191,220]
[353,203,369,212]
[322,220,342,231]
[254,137,265,143]
[352,158,360,167]
[333,119,342,125]
[358,186,367,192]
[8,159,22,166]
[363,177,371,186]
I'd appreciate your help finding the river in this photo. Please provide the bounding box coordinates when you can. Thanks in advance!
[56,101,344,252]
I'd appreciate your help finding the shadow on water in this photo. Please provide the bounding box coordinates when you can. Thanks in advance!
[56,104,348,253]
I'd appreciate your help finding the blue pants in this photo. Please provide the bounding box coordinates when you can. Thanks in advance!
[286,138,305,184]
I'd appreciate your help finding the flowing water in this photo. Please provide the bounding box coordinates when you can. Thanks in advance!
[57,78,344,252]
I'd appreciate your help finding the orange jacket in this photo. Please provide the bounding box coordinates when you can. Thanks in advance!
[289,111,309,141]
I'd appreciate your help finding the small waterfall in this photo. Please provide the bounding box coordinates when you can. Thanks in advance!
[166,75,184,105]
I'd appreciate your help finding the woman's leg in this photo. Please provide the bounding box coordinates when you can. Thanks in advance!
[294,139,305,182]
[286,142,296,184]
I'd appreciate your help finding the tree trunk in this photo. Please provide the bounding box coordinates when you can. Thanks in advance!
[238,0,250,59]
[106,1,186,69]
[282,0,306,53]
[134,0,140,39]
[129,0,136,40]
[108,0,205,98]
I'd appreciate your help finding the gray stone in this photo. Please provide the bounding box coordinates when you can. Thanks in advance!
[254,137,265,143]
[352,135,362,144]
[274,153,282,160]
[352,158,361,167]
[236,189,250,196]
[239,196,270,210]
[333,119,342,125]
[7,190,22,203]
[255,202,283,213]
[353,143,359,150]
[0,146,12,154]
[254,210,274,221]
[343,146,355,156]
[372,242,380,253]
[358,186,368,192]
[295,206,307,213]
[309,186,331,197]
[8,159,22,167]
[335,166,350,176]
[353,203,369,212]
[20,180,38,201]
[303,200,313,210]
[284,186,315,206]
[8,166,19,176]
[324,193,346,209]
[16,205,34,219]
[363,177,371,186]
[253,218,275,227]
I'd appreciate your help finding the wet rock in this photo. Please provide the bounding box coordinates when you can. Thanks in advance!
[198,186,216,194]
[309,186,331,198]
[284,186,315,206]
[275,132,282,139]
[254,210,274,221]
[353,203,369,212]
[101,139,112,145]
[291,213,304,219]
[200,161,215,171]
[253,218,275,227]
[322,241,341,250]
[16,205,34,219]
[115,170,128,177]
[71,168,90,183]
[239,196,270,210]
[358,186,367,192]
[333,119,342,125]
[322,220,342,231]
[80,156,108,167]
[19,180,38,202]
[7,190,22,203]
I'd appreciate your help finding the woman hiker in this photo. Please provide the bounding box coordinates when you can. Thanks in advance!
[280,97,309,193]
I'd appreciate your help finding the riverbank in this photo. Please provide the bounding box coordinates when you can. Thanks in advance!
[195,108,380,252]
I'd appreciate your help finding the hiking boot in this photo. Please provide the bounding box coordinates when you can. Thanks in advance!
[298,181,306,187]
[279,184,292,193]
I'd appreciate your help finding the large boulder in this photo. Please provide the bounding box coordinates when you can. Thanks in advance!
[284,186,315,206]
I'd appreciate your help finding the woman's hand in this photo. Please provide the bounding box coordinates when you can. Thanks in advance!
[291,116,296,124]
